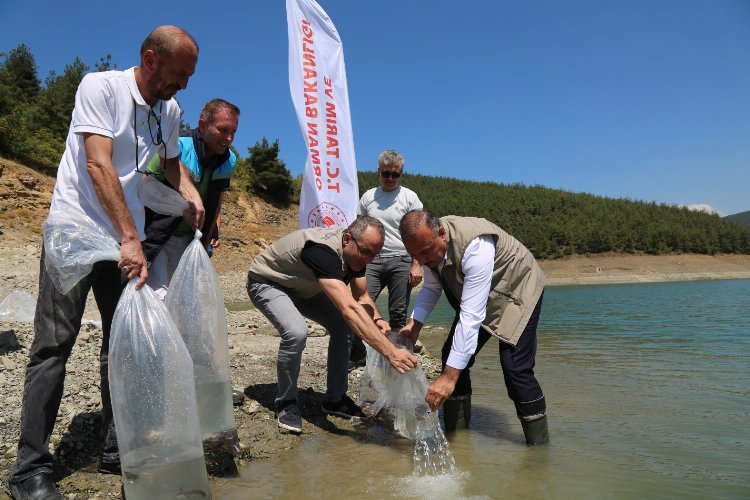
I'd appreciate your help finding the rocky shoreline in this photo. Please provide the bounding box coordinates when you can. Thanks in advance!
[0,303,444,499]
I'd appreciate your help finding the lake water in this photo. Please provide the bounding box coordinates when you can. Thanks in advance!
[218,279,750,499]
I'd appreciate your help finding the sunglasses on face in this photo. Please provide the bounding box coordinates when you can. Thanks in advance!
[380,170,402,179]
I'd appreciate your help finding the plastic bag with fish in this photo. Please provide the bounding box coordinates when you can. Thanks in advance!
[357,332,431,439]
[165,230,240,456]
[109,280,210,500]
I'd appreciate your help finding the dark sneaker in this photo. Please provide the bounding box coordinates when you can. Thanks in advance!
[98,458,122,476]
[6,473,63,500]
[322,394,366,419]
[277,401,302,433]
[99,417,120,474]
[98,451,121,475]
[232,389,245,406]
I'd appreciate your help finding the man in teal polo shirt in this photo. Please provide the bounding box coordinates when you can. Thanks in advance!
[143,98,240,299]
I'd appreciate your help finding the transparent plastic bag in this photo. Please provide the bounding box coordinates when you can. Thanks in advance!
[165,230,239,456]
[0,290,101,328]
[0,291,36,323]
[357,332,457,475]
[358,332,431,439]
[43,211,120,295]
[137,175,190,216]
[109,280,210,500]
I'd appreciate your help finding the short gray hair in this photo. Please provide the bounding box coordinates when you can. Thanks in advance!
[347,215,385,240]
[399,210,440,241]
[378,149,404,170]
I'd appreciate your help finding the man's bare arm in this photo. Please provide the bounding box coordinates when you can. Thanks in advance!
[83,133,147,287]
[318,277,417,373]
[350,276,389,333]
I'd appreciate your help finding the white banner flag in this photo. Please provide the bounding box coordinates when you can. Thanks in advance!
[286,0,358,229]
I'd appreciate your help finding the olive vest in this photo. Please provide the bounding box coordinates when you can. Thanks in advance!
[247,227,349,299]
[433,216,545,346]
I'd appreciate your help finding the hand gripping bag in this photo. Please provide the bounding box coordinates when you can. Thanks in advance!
[357,332,431,439]
[109,280,210,500]
[165,230,240,455]
[43,173,188,296]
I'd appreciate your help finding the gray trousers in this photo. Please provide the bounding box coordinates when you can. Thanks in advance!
[366,254,413,329]
[11,244,125,481]
[246,276,352,405]
[351,254,413,357]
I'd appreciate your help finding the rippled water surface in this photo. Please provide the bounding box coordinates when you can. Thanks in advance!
[219,279,750,499]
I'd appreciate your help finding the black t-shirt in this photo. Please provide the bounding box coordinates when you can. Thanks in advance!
[300,242,365,283]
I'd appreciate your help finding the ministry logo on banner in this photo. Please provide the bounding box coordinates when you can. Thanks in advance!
[286,0,358,229]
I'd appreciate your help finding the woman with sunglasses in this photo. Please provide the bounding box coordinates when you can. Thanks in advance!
[350,150,424,368]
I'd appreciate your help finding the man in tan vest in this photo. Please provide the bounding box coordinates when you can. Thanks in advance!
[247,216,417,433]
[399,210,549,445]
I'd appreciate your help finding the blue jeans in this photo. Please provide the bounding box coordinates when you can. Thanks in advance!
[11,244,126,481]
[246,276,352,404]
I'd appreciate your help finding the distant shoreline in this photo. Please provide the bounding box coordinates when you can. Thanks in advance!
[538,252,750,286]
[545,271,750,287]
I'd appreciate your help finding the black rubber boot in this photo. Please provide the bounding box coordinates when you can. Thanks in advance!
[520,415,549,445]
[515,396,549,445]
[442,395,471,432]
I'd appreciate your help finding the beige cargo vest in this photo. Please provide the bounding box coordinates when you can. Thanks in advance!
[247,227,348,299]
[433,216,545,346]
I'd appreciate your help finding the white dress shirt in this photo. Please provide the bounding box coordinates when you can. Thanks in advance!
[411,235,495,370]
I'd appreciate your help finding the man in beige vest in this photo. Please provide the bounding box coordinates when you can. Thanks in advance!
[247,216,417,433]
[399,210,549,445]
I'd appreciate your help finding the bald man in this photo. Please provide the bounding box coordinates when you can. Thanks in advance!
[6,26,203,500]
[399,210,549,445]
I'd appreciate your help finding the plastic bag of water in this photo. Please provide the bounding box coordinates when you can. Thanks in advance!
[109,280,210,500]
[165,230,240,456]
[357,332,457,475]
[357,332,431,438]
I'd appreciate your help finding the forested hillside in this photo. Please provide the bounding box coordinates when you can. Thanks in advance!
[0,45,115,171]
[4,43,748,260]
[358,172,750,259]
[726,211,750,228]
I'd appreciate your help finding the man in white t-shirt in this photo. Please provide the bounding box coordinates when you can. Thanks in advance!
[6,26,203,500]
[350,150,423,368]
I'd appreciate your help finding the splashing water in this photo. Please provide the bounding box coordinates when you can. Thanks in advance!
[358,333,457,476]
[412,407,457,476]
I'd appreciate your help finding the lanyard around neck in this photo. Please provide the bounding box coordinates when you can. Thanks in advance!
[133,98,165,174]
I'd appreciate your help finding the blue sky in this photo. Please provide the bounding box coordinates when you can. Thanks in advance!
[2,0,748,216]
